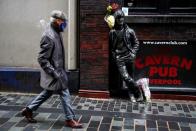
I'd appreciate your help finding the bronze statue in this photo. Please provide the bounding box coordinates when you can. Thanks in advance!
[107,9,143,102]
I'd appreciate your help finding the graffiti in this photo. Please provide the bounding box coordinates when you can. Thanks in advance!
[135,56,192,70]
[135,56,193,80]
[150,79,181,85]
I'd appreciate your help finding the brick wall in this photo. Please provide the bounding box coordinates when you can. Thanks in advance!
[80,0,110,90]
[80,0,196,92]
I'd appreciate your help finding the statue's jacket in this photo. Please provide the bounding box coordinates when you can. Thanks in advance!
[109,24,139,62]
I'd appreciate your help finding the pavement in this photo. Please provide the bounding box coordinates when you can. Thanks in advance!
[0,92,195,131]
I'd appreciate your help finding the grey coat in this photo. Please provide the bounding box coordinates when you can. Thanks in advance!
[38,24,68,91]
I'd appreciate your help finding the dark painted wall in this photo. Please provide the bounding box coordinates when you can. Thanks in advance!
[0,68,79,94]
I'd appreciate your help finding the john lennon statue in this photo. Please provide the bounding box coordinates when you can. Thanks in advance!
[105,4,144,102]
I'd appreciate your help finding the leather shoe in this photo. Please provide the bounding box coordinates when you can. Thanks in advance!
[21,107,37,123]
[136,95,144,102]
[65,119,83,128]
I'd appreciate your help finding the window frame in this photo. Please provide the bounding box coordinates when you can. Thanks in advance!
[124,0,196,15]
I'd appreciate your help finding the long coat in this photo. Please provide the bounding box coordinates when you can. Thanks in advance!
[38,24,68,91]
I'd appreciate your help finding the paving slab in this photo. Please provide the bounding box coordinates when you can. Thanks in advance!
[0,92,195,131]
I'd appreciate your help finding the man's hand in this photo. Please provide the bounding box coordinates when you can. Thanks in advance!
[53,69,68,89]
[53,69,62,79]
[130,53,136,60]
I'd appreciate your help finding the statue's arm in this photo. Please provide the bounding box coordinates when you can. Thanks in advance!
[130,29,139,55]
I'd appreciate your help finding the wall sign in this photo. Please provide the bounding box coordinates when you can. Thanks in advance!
[135,40,196,89]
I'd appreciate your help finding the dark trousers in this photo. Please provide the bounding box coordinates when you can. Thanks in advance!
[116,58,141,98]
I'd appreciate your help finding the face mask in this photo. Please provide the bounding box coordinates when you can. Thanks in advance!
[59,21,67,31]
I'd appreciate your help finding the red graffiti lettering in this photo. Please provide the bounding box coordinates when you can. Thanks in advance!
[135,58,144,69]
[145,56,155,66]
[180,58,192,70]
[135,55,192,70]
[170,56,179,67]
[150,79,181,85]
[149,67,177,77]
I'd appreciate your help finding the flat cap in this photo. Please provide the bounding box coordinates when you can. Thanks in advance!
[51,10,67,21]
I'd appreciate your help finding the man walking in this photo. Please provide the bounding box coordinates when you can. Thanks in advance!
[21,10,82,128]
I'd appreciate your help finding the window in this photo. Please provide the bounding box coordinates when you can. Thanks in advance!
[124,0,196,15]
[124,0,158,14]
[125,0,157,7]
[169,0,196,14]
[170,0,190,7]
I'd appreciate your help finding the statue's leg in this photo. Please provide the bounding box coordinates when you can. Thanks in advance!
[126,60,136,100]
[116,61,141,99]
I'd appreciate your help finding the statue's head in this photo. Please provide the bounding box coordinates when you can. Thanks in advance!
[113,9,125,26]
